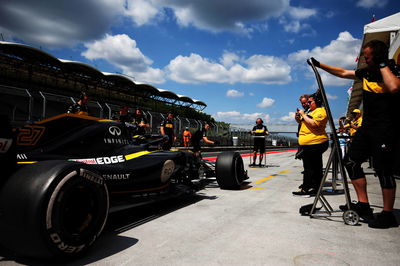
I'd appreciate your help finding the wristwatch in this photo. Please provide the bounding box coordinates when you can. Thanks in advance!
[379,61,388,68]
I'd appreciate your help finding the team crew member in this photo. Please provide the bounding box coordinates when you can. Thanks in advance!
[119,106,131,123]
[345,108,363,136]
[191,122,215,157]
[182,127,192,147]
[311,39,400,228]
[132,108,149,136]
[293,93,329,197]
[67,92,89,115]
[250,118,269,166]
[160,111,175,150]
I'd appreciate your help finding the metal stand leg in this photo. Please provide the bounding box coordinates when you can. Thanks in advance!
[306,58,358,225]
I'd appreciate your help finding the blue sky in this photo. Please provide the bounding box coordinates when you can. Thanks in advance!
[1,0,399,126]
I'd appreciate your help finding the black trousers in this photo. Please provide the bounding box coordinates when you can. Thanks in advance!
[301,141,329,190]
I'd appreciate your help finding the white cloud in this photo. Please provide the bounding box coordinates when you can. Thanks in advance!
[220,52,241,68]
[249,92,255,96]
[0,0,318,48]
[124,0,160,26]
[166,51,292,84]
[257,97,275,108]
[289,31,361,86]
[226,89,244,98]
[82,34,165,83]
[280,112,296,122]
[0,0,124,47]
[327,93,338,100]
[214,111,270,123]
[356,0,388,8]
[288,6,317,20]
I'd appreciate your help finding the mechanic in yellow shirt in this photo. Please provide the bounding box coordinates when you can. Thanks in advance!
[293,93,329,197]
[345,108,363,136]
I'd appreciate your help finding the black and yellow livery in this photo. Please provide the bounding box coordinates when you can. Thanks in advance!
[0,113,247,260]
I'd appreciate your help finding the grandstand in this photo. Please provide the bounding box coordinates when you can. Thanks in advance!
[0,41,295,147]
[0,42,217,133]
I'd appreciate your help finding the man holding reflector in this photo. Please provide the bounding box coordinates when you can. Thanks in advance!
[311,40,400,228]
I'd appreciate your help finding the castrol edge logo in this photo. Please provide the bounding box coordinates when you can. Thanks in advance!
[69,155,125,165]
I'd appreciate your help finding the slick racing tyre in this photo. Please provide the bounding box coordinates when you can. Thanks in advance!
[0,161,109,260]
[215,151,246,189]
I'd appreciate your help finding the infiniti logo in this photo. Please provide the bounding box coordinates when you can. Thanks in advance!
[109,126,121,136]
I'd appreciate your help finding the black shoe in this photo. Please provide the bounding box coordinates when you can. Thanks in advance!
[368,211,399,229]
[292,188,316,197]
[339,202,373,221]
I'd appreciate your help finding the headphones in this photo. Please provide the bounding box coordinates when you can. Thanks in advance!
[310,92,323,107]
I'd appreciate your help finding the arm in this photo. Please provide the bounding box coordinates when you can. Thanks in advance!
[311,58,356,80]
[298,109,319,129]
[202,136,214,144]
[160,126,165,136]
[381,66,400,93]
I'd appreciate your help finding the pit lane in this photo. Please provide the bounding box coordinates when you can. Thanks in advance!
[1,149,399,265]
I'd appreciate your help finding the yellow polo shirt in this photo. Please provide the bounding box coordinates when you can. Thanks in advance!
[298,107,328,145]
[349,116,362,136]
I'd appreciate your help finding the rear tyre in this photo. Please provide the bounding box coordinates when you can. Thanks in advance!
[215,151,246,189]
[0,161,109,260]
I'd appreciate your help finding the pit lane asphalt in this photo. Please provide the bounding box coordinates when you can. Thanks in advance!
[1,149,399,265]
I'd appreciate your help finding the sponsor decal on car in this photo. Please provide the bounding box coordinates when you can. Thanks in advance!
[16,125,45,146]
[108,126,121,136]
[102,173,130,180]
[69,155,125,165]
[103,138,130,144]
[0,138,12,153]
[16,153,27,159]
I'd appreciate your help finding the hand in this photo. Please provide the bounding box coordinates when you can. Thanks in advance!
[373,53,389,68]
[298,109,305,116]
[213,140,220,145]
[310,57,320,68]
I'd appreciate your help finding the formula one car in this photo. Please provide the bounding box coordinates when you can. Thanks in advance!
[0,113,247,260]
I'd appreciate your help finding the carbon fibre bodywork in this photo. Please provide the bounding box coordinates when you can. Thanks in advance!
[15,113,199,209]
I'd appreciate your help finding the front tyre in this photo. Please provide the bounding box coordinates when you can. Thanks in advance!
[215,152,246,189]
[0,161,109,260]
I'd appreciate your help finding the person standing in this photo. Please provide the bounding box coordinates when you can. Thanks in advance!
[292,93,329,197]
[337,127,349,158]
[67,92,89,115]
[182,127,192,148]
[311,39,400,228]
[160,111,175,150]
[191,122,215,157]
[295,94,310,160]
[345,109,363,137]
[250,118,269,166]
[119,106,131,123]
[132,108,149,136]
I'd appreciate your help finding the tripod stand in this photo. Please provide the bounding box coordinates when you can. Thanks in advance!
[306,58,359,225]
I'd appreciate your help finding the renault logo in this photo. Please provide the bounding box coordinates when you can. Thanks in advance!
[109,126,121,136]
